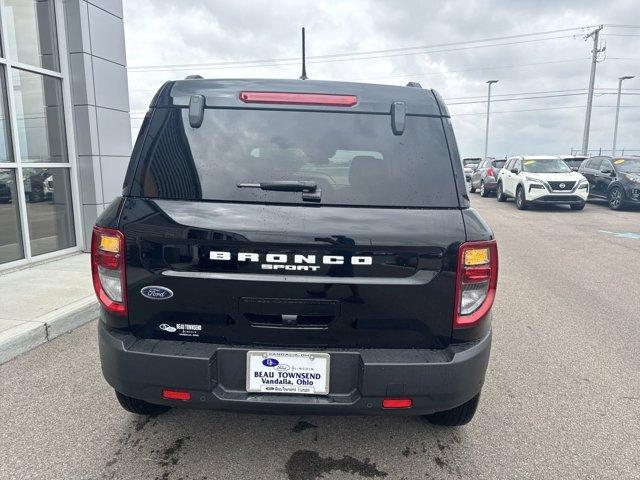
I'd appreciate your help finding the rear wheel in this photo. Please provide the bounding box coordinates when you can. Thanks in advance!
[469,182,476,193]
[570,202,586,211]
[480,181,489,197]
[496,182,506,202]
[425,394,480,426]
[115,391,171,416]
[608,187,624,210]
[515,186,528,210]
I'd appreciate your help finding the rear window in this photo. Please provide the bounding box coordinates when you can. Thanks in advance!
[493,160,506,169]
[135,108,460,208]
[562,157,586,169]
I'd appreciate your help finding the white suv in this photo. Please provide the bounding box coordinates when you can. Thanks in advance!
[496,156,589,210]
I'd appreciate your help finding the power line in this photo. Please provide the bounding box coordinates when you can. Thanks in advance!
[444,88,588,100]
[129,29,590,73]
[451,104,639,116]
[353,58,589,81]
[447,92,587,105]
[603,24,640,29]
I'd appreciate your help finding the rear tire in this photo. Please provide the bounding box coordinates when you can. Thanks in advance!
[515,186,528,210]
[480,181,489,197]
[496,182,506,202]
[570,202,585,211]
[425,394,480,426]
[115,391,171,416]
[608,187,624,210]
[469,182,476,193]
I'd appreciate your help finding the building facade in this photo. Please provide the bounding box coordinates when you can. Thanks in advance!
[0,0,130,269]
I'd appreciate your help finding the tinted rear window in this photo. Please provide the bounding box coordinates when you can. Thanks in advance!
[493,160,506,168]
[135,108,460,208]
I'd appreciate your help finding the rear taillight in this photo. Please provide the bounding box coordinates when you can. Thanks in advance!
[239,91,357,107]
[454,240,498,328]
[91,226,127,316]
[487,167,494,177]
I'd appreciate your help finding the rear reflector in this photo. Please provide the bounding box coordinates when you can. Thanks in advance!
[162,389,191,401]
[382,398,412,409]
[239,91,357,107]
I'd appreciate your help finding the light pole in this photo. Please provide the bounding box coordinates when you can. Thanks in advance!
[612,75,634,156]
[484,80,498,159]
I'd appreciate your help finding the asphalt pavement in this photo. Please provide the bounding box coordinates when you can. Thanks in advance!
[1,195,639,480]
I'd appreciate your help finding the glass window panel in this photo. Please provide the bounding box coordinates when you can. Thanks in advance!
[12,69,67,163]
[0,168,24,263]
[23,167,75,256]
[1,0,59,71]
[0,66,14,162]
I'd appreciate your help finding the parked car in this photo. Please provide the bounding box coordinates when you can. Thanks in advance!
[579,155,640,210]
[470,158,506,196]
[560,155,587,172]
[496,155,589,210]
[462,157,482,181]
[0,172,13,204]
[93,78,497,426]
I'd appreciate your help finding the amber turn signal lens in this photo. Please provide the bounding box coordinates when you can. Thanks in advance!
[463,247,490,266]
[99,234,120,253]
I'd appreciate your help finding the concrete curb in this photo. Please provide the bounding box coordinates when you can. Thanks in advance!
[0,296,98,365]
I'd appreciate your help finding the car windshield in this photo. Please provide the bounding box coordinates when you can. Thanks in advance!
[522,158,571,173]
[493,160,506,169]
[562,158,586,169]
[614,158,640,173]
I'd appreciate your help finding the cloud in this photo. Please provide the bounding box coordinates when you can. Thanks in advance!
[123,0,640,156]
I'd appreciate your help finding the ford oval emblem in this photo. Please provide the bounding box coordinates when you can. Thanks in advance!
[140,286,174,300]
[262,358,279,367]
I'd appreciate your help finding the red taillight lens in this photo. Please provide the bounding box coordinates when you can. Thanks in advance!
[487,167,494,177]
[382,398,413,409]
[239,91,357,107]
[91,226,127,316]
[453,240,498,328]
[162,389,191,401]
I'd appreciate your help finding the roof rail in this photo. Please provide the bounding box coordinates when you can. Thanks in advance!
[185,74,203,80]
[406,82,422,88]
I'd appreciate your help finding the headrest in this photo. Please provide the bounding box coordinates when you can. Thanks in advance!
[348,156,387,189]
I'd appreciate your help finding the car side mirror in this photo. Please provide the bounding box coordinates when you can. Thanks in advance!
[600,167,613,175]
[510,168,519,174]
[571,167,579,172]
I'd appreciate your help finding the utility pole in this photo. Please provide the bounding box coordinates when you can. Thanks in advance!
[484,80,498,159]
[299,27,307,80]
[581,25,605,156]
[612,75,634,156]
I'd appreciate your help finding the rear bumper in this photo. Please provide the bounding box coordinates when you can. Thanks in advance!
[98,321,492,416]
[483,179,498,190]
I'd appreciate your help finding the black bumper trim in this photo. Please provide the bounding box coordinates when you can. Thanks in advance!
[98,321,491,415]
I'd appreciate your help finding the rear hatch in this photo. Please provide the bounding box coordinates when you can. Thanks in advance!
[120,82,467,349]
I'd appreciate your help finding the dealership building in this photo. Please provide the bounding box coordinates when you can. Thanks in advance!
[0,0,130,269]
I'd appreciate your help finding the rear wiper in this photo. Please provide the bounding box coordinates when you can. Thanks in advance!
[237,180,317,192]
[237,181,321,202]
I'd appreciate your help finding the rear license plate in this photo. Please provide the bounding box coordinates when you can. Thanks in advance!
[246,351,330,395]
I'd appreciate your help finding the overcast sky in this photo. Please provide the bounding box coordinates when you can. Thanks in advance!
[122,0,639,158]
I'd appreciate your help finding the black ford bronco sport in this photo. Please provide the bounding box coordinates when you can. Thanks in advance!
[93,79,497,426]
